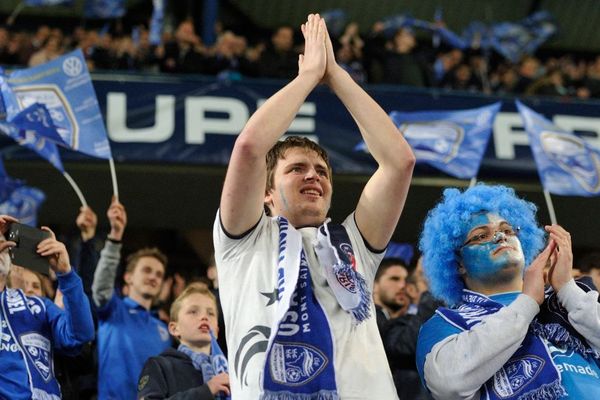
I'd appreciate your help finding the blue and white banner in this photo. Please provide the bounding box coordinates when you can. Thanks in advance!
[517,101,600,197]
[84,0,125,19]
[1,49,111,159]
[356,102,501,179]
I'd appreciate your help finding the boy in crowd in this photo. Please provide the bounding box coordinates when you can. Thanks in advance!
[138,282,230,399]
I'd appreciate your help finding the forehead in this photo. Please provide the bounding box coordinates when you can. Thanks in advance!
[278,147,327,167]
[383,265,408,278]
[134,256,165,273]
[181,292,216,308]
[466,213,506,230]
[22,269,41,283]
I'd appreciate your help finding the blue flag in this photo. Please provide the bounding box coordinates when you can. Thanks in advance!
[384,242,414,266]
[516,101,600,197]
[149,0,165,46]
[84,0,125,19]
[0,120,65,173]
[0,160,45,227]
[357,102,501,179]
[0,49,111,159]
[25,0,73,5]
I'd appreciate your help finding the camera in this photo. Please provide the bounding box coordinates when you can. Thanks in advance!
[6,223,51,276]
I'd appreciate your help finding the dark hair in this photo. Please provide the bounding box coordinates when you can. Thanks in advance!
[578,251,600,273]
[265,136,332,194]
[375,257,408,282]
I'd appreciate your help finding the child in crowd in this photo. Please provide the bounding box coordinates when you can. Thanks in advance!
[138,283,230,399]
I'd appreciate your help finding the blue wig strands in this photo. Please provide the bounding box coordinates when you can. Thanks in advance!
[419,184,545,306]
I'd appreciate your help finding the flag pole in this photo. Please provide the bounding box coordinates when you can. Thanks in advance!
[109,157,119,199]
[543,189,557,225]
[469,177,477,188]
[6,1,25,26]
[62,171,87,207]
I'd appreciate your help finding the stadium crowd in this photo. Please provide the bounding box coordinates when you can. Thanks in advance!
[1,16,600,99]
[1,10,600,400]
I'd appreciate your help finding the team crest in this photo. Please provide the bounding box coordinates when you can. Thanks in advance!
[20,333,53,382]
[401,120,464,163]
[492,355,544,398]
[269,342,328,386]
[540,130,600,194]
[14,85,78,149]
[334,266,358,293]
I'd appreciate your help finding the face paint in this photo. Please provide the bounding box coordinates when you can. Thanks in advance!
[459,213,524,281]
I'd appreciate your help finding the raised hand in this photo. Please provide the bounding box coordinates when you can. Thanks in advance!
[0,214,18,236]
[38,227,71,274]
[523,240,556,305]
[207,372,230,396]
[545,224,574,292]
[76,206,98,242]
[107,197,127,242]
[298,14,326,83]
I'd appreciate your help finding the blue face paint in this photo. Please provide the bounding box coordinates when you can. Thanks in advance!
[459,213,524,281]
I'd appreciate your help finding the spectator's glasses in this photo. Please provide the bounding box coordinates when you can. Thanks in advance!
[461,225,521,249]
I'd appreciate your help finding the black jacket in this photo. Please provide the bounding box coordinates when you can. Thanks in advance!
[137,348,215,400]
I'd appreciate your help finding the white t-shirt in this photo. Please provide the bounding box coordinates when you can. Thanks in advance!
[213,211,398,400]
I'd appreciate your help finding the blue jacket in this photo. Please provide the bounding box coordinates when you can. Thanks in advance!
[0,270,95,400]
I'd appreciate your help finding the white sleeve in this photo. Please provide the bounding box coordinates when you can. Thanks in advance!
[424,294,540,400]
[557,279,600,351]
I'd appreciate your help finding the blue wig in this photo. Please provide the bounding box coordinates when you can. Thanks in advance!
[418,184,545,306]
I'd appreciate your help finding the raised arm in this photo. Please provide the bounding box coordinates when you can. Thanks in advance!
[220,14,326,235]
[92,198,127,307]
[321,19,415,250]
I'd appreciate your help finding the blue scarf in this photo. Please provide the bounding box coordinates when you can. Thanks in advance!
[263,217,372,400]
[0,288,61,400]
[437,290,567,400]
[178,331,230,400]
[533,277,600,361]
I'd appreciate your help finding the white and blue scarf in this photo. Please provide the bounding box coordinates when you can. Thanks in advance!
[178,330,230,400]
[0,288,61,400]
[437,290,566,400]
[260,217,371,400]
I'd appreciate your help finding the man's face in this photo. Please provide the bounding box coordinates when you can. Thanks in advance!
[125,256,165,300]
[169,293,218,348]
[459,213,525,284]
[265,148,332,227]
[21,268,43,297]
[375,265,408,311]
[273,27,293,52]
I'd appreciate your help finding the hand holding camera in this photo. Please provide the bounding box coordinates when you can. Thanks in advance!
[37,227,71,275]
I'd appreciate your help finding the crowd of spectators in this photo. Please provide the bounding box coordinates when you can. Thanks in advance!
[1,18,600,99]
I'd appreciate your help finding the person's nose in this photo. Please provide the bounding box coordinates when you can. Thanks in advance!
[493,231,507,243]
[304,168,320,182]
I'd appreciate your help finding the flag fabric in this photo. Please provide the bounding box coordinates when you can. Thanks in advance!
[0,160,45,227]
[149,0,165,46]
[384,242,414,265]
[0,185,45,227]
[0,49,112,159]
[84,0,125,19]
[0,121,65,172]
[321,9,347,37]
[357,102,501,179]
[25,0,73,6]
[516,101,600,196]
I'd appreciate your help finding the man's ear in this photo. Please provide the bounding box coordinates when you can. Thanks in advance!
[457,264,467,275]
[124,271,133,285]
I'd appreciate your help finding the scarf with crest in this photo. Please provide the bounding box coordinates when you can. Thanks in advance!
[260,217,371,400]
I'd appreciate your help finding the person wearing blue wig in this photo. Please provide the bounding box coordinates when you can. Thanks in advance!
[415,184,600,400]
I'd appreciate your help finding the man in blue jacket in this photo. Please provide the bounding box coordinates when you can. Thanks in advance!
[0,214,95,400]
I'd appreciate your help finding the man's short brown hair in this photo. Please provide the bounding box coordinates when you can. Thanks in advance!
[125,247,168,274]
[169,282,217,322]
[265,136,332,194]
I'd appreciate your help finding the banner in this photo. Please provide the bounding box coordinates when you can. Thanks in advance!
[1,49,111,160]
[84,0,125,19]
[356,102,501,179]
[517,101,600,196]
[0,161,45,227]
[25,0,72,5]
